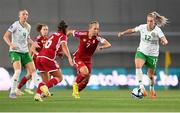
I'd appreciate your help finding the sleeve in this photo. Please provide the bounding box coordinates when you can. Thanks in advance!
[61,35,68,43]
[96,36,105,43]
[157,28,165,38]
[7,22,17,33]
[73,30,87,38]
[134,24,143,32]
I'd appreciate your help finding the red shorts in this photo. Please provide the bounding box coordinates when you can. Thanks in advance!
[36,57,59,73]
[73,57,92,73]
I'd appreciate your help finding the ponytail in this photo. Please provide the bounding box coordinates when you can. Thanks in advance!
[148,11,169,27]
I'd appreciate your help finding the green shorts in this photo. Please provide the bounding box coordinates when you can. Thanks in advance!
[9,51,32,66]
[135,51,158,70]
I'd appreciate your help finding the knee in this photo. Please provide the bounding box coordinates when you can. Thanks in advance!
[80,66,89,76]
[56,75,63,82]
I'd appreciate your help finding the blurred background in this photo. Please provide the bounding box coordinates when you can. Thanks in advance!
[0,0,180,90]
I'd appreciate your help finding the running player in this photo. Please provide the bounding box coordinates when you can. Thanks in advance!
[69,21,111,99]
[3,10,40,98]
[118,11,168,99]
[34,20,73,102]
[18,24,49,94]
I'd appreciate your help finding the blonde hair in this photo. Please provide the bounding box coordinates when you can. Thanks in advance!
[19,9,28,16]
[148,11,169,27]
[89,21,99,28]
[18,10,30,32]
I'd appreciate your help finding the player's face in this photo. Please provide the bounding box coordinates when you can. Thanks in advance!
[19,10,29,22]
[89,24,99,36]
[40,26,49,37]
[147,16,155,30]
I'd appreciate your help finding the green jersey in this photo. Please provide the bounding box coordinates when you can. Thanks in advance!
[134,24,165,57]
[8,21,31,53]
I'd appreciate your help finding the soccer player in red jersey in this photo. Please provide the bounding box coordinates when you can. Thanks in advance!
[34,20,73,102]
[69,21,111,99]
[17,24,49,95]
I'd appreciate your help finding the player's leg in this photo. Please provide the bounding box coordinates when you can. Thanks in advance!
[72,59,89,98]
[9,52,22,98]
[146,56,158,99]
[17,53,40,94]
[24,78,34,94]
[135,51,147,96]
[34,72,46,102]
[78,63,91,92]
[36,58,60,99]
[147,68,156,99]
[33,57,46,101]
[25,58,41,88]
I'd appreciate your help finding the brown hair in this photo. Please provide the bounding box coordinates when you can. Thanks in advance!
[36,23,48,32]
[57,20,68,35]
[148,11,169,27]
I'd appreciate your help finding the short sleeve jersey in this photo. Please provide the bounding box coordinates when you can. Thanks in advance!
[134,24,165,56]
[8,21,31,53]
[38,31,67,60]
[73,30,105,62]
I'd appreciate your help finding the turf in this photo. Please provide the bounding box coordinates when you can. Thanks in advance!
[0,89,180,112]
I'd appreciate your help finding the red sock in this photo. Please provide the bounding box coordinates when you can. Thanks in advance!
[36,82,45,94]
[18,76,28,89]
[76,73,85,84]
[78,76,90,92]
[46,77,59,88]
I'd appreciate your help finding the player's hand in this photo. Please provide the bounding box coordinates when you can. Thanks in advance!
[97,46,103,51]
[118,32,124,38]
[10,43,17,50]
[161,40,168,45]
[68,58,74,66]
[32,42,40,48]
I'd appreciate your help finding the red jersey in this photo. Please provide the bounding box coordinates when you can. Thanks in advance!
[38,31,67,60]
[73,31,105,62]
[35,35,48,52]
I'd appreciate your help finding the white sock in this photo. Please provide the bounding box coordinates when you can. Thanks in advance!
[136,68,144,89]
[10,69,21,94]
[32,71,41,88]
[26,79,32,89]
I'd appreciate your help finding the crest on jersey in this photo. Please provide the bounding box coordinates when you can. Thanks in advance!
[78,61,82,64]
[93,40,96,44]
[151,32,156,37]
[83,38,87,42]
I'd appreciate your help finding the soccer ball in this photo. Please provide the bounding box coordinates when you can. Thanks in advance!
[131,87,144,99]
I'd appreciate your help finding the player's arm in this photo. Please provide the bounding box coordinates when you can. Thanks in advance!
[98,39,111,50]
[27,37,39,48]
[66,30,74,37]
[3,31,17,49]
[61,42,74,66]
[97,36,111,50]
[160,36,168,45]
[118,28,136,37]
[30,44,39,55]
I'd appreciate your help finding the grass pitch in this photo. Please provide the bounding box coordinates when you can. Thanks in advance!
[0,89,180,112]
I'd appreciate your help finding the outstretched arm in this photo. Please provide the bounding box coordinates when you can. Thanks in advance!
[61,42,74,66]
[66,30,75,37]
[118,28,135,37]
